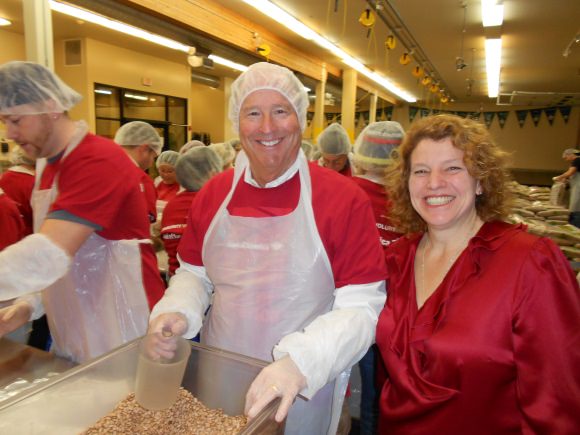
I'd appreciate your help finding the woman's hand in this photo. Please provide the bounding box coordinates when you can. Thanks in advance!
[245,355,307,423]
[146,312,188,360]
[0,301,32,338]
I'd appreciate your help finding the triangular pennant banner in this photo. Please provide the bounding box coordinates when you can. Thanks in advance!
[409,106,419,123]
[558,106,571,124]
[483,112,495,128]
[530,109,542,127]
[420,108,431,118]
[515,110,528,128]
[385,106,394,121]
[497,111,509,128]
[544,107,557,126]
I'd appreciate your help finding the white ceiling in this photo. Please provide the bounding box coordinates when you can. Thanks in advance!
[1,0,579,108]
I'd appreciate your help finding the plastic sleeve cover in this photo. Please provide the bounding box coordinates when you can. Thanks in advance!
[0,233,71,301]
[15,292,45,320]
[273,280,386,399]
[149,256,213,339]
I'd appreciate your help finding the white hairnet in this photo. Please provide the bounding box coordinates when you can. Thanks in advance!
[318,123,351,155]
[209,142,236,166]
[114,121,163,155]
[10,145,35,166]
[562,148,579,157]
[353,121,404,169]
[0,61,82,115]
[301,140,314,160]
[228,62,309,133]
[179,140,205,155]
[227,138,242,151]
[156,150,180,168]
[176,146,222,191]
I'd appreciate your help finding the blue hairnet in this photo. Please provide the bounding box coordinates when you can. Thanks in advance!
[353,121,404,169]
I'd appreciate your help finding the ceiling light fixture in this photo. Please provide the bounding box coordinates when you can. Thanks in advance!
[241,0,416,102]
[481,0,504,27]
[208,54,248,72]
[0,17,12,26]
[484,38,502,98]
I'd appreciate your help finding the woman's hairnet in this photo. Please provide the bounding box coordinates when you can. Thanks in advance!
[228,62,309,133]
[0,61,82,115]
[156,150,180,169]
[176,146,223,191]
[10,145,35,166]
[562,148,579,157]
[179,140,205,155]
[318,123,351,155]
[353,121,405,169]
[114,121,163,155]
[209,142,236,166]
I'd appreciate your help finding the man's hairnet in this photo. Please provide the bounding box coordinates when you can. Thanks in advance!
[562,148,579,157]
[10,145,35,166]
[353,121,405,169]
[318,123,351,155]
[156,150,180,169]
[114,121,163,155]
[176,146,222,191]
[179,140,205,155]
[209,142,236,166]
[228,62,309,133]
[0,61,82,115]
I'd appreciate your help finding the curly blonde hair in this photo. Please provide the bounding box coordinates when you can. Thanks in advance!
[385,114,512,234]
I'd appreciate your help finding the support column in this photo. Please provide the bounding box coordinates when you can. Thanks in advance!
[369,91,378,123]
[341,68,357,143]
[23,0,54,69]
[312,64,327,143]
[223,76,235,140]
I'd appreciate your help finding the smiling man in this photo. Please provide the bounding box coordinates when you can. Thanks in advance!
[147,62,386,435]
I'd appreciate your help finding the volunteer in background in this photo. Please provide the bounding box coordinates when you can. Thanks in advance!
[179,139,205,155]
[147,62,386,435]
[114,121,162,224]
[209,141,236,171]
[160,146,222,277]
[0,145,35,235]
[377,114,580,434]
[553,148,580,228]
[0,187,25,249]
[154,150,180,217]
[351,121,405,435]
[318,122,353,176]
[0,61,164,363]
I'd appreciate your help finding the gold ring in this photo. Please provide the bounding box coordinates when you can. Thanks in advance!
[270,384,280,393]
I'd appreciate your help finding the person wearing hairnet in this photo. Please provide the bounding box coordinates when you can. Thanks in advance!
[300,140,314,160]
[0,61,164,363]
[318,122,353,176]
[147,62,386,434]
[209,141,236,171]
[0,145,35,235]
[227,137,242,159]
[554,148,580,228]
[179,139,205,155]
[351,121,405,435]
[114,121,162,224]
[160,147,222,277]
[154,150,180,216]
[0,187,25,250]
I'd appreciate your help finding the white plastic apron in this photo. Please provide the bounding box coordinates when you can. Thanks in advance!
[569,172,580,212]
[31,122,150,363]
[202,150,347,435]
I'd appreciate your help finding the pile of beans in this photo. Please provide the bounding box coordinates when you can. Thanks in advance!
[83,388,248,434]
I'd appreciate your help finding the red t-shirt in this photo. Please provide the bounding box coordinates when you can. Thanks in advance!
[178,163,386,288]
[156,181,180,202]
[137,169,157,223]
[0,190,25,250]
[40,133,165,308]
[0,168,34,236]
[351,176,401,248]
[160,190,197,276]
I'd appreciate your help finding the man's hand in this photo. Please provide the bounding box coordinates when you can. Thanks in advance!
[245,355,307,423]
[0,301,32,338]
[146,312,188,360]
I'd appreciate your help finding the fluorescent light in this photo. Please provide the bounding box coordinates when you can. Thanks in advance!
[208,55,248,72]
[49,0,190,52]
[485,38,502,98]
[481,0,504,27]
[0,17,12,26]
[242,0,416,102]
[94,89,112,95]
[124,93,148,101]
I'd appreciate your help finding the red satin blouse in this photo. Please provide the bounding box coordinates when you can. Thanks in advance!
[377,221,580,434]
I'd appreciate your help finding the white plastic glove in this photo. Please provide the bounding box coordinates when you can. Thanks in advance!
[0,300,32,338]
[244,355,307,423]
[147,312,188,360]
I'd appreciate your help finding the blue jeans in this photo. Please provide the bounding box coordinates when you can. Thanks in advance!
[358,345,379,435]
